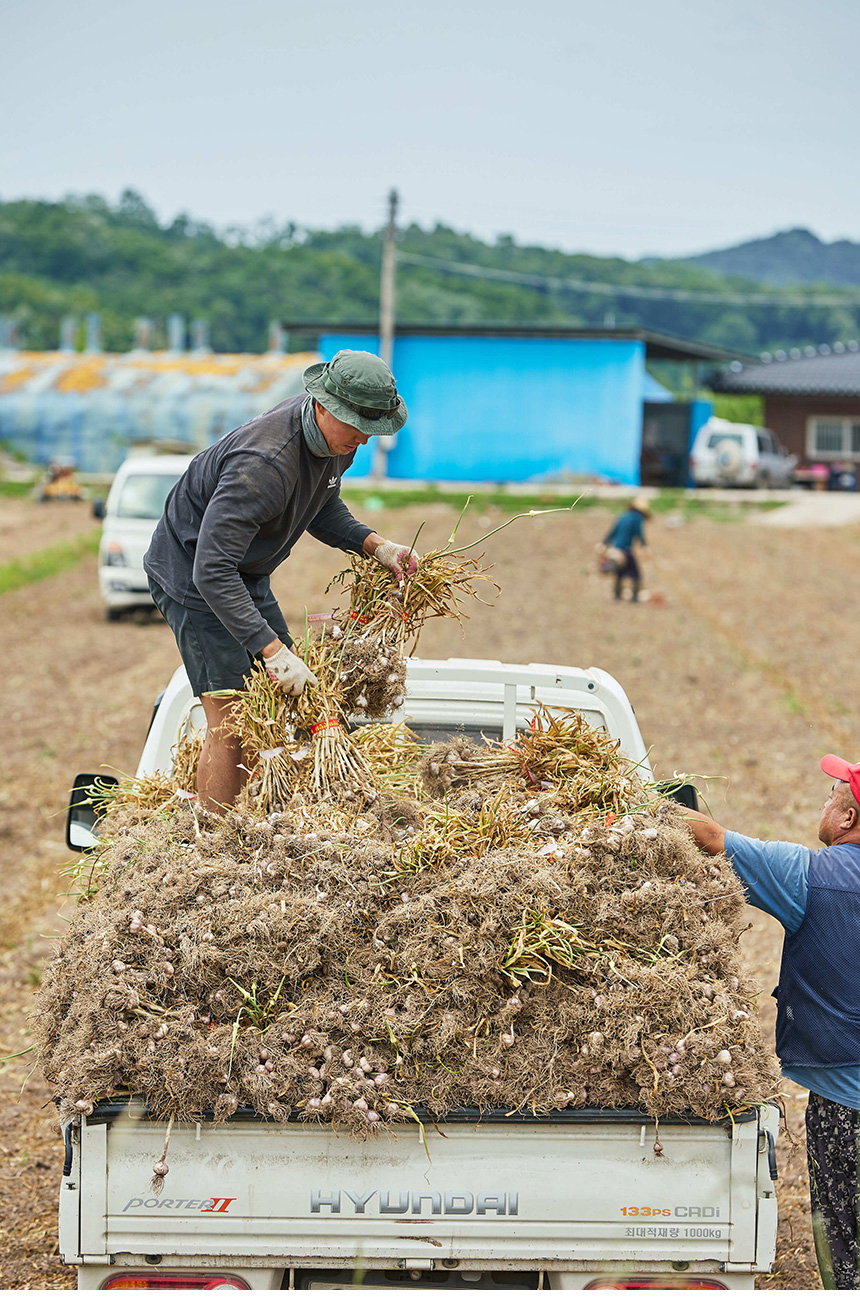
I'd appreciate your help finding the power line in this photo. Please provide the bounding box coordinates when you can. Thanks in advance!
[397,250,860,309]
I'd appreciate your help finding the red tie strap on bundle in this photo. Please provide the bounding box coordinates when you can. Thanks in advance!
[310,717,340,735]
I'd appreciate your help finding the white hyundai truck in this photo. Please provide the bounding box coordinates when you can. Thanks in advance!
[61,660,780,1291]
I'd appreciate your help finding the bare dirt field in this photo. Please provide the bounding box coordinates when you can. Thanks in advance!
[0,492,852,1289]
[0,496,96,565]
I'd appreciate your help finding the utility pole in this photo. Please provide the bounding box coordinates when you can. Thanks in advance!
[373,188,399,479]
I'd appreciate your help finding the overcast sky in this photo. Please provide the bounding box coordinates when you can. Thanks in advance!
[3,0,859,260]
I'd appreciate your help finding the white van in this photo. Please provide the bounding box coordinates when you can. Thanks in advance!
[94,454,193,621]
[689,418,796,489]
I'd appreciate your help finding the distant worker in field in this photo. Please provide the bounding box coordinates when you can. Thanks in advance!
[144,349,416,815]
[601,495,650,602]
[679,757,860,1291]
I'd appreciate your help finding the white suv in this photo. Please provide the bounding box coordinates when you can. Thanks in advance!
[689,418,796,489]
[94,454,192,620]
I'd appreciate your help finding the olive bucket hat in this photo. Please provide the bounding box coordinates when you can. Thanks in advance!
[303,350,408,437]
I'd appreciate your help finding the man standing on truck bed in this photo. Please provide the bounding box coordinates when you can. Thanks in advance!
[680,756,860,1291]
[144,349,417,814]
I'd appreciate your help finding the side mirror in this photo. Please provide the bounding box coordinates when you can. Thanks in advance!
[66,772,118,851]
[655,779,699,810]
[92,499,106,520]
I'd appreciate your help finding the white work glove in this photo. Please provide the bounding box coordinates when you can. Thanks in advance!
[263,644,318,696]
[372,539,419,582]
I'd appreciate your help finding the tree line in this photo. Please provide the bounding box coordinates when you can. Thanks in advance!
[1,189,858,356]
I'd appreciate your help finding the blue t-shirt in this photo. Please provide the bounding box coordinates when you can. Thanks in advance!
[724,831,860,1110]
[604,509,646,552]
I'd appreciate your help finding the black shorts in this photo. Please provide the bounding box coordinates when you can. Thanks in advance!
[148,578,291,698]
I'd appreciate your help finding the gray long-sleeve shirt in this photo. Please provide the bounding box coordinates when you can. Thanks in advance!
[144,394,372,652]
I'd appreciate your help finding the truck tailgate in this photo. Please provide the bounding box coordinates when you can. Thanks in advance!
[75,1107,775,1270]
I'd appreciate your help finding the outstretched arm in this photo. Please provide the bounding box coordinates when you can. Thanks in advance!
[678,806,727,856]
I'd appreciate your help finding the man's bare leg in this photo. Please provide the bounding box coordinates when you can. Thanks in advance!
[198,694,244,814]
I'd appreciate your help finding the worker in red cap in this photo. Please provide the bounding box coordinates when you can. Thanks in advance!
[679,756,860,1290]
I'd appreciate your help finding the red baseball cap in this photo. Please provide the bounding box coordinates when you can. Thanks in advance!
[821,754,860,807]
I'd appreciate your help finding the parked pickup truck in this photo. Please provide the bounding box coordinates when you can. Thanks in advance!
[62,659,780,1291]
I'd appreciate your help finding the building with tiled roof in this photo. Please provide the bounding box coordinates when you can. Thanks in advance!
[712,342,860,467]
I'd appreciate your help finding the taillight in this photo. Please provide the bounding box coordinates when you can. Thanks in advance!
[102,1272,249,1290]
[585,1277,726,1290]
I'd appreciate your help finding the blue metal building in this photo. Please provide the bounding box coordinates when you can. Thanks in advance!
[306,325,730,485]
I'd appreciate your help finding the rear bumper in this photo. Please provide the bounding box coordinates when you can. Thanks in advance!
[73,1258,756,1292]
[692,472,757,488]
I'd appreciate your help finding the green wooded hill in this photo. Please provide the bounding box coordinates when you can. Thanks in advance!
[685,228,860,288]
[2,190,859,355]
